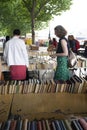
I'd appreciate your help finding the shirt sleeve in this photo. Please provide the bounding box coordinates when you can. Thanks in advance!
[21,41,29,67]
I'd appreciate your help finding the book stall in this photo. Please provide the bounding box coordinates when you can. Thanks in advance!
[0,46,87,130]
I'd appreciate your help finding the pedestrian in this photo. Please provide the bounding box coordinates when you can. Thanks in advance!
[68,35,80,54]
[3,35,10,51]
[3,29,29,80]
[50,25,70,83]
[52,38,57,48]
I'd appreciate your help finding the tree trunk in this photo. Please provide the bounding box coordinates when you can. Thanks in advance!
[31,18,35,44]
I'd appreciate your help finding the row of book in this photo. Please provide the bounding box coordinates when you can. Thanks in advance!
[0,75,87,94]
[0,117,87,130]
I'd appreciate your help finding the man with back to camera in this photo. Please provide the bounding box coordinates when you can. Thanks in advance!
[3,29,29,80]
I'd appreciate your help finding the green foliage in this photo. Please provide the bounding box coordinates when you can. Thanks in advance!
[22,0,72,43]
[0,0,31,35]
[0,0,72,39]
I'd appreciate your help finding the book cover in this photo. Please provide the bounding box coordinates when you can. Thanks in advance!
[79,118,87,130]
[15,119,22,130]
[37,120,43,130]
[54,120,61,130]
[45,120,51,130]
[64,119,72,130]
[71,120,80,130]
[42,120,46,130]
[22,119,28,130]
[9,120,17,130]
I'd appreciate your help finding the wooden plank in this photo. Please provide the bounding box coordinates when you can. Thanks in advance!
[11,93,87,120]
[0,94,12,122]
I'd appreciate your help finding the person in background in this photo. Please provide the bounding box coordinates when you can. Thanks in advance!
[50,25,70,83]
[48,37,52,46]
[52,38,57,48]
[83,40,87,58]
[84,40,87,47]
[68,35,80,54]
[3,35,10,51]
[3,29,29,80]
[47,38,57,51]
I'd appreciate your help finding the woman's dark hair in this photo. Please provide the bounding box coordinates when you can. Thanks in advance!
[54,25,67,37]
[6,36,10,42]
[13,29,21,35]
[53,38,56,41]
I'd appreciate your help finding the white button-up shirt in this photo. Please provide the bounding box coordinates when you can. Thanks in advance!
[4,36,29,67]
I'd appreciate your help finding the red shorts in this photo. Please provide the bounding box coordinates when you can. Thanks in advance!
[10,65,27,80]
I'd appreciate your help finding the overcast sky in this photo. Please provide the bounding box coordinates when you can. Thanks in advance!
[38,0,87,39]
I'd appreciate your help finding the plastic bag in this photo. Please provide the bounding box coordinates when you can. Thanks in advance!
[68,49,77,68]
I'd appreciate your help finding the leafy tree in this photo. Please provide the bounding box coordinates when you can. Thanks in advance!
[0,0,72,44]
[0,1,31,36]
[22,0,72,44]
